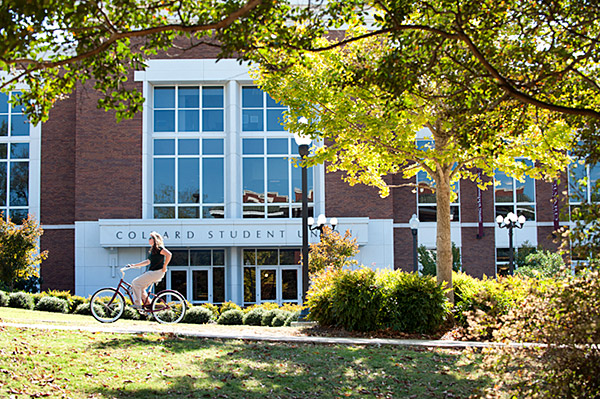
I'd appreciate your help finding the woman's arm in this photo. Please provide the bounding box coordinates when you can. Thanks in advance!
[127,259,150,269]
[160,248,172,273]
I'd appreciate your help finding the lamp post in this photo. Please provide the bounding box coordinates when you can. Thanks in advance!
[308,214,338,236]
[294,118,312,320]
[409,214,420,273]
[496,212,526,275]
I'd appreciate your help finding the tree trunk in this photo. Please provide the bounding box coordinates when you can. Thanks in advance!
[435,167,454,303]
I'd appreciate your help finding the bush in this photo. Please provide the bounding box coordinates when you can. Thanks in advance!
[74,302,99,316]
[455,275,536,340]
[184,306,214,324]
[34,296,69,313]
[272,311,291,327]
[284,311,300,326]
[484,271,600,398]
[32,292,48,305]
[8,292,34,310]
[261,309,283,327]
[307,267,382,332]
[280,303,302,313]
[378,271,449,334]
[515,250,567,279]
[0,290,9,306]
[202,303,220,318]
[219,301,241,314]
[69,296,87,313]
[217,309,244,325]
[242,307,266,326]
[119,306,141,320]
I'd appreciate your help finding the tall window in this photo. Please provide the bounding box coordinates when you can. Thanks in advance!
[242,137,313,218]
[242,86,286,132]
[152,85,225,219]
[0,92,29,223]
[416,171,460,222]
[153,138,224,218]
[154,86,224,133]
[494,160,536,221]
[569,160,600,209]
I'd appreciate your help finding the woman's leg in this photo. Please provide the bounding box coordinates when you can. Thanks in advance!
[132,271,166,305]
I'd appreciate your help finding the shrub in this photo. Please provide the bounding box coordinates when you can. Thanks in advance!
[456,275,536,340]
[280,303,302,313]
[217,309,244,325]
[419,243,462,276]
[261,309,283,327]
[32,292,48,305]
[0,290,9,306]
[34,296,68,313]
[271,311,291,327]
[308,267,382,332]
[0,215,47,291]
[484,272,600,398]
[309,226,359,274]
[8,292,34,310]
[202,303,220,318]
[242,307,266,326]
[120,306,141,320]
[284,311,300,326]
[74,302,100,316]
[515,250,567,279]
[378,271,449,334]
[69,296,87,313]
[184,306,214,324]
[219,301,241,314]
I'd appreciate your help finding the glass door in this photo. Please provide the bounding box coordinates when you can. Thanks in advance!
[257,268,277,303]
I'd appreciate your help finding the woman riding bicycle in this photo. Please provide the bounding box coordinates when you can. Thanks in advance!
[126,231,172,310]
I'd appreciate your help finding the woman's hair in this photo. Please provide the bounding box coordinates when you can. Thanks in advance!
[149,231,165,254]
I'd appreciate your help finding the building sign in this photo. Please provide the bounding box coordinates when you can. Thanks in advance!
[99,218,370,247]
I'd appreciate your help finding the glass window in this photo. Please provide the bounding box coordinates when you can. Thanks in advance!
[0,93,31,222]
[242,86,286,132]
[569,160,600,205]
[243,248,301,306]
[153,138,225,219]
[416,170,460,222]
[243,137,314,218]
[494,160,536,221]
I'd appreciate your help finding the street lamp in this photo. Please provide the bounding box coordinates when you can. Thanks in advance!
[294,119,312,320]
[409,214,420,273]
[308,214,338,236]
[496,212,526,275]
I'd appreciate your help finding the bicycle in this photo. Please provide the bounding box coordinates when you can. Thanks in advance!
[90,267,187,324]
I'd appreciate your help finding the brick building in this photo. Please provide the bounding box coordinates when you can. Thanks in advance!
[6,48,587,305]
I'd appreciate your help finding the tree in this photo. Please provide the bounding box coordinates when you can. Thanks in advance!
[3,0,600,143]
[0,214,48,291]
[0,0,364,124]
[308,226,359,275]
[252,26,573,302]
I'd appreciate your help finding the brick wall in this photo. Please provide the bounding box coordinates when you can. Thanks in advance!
[41,94,76,225]
[40,229,75,293]
[460,177,496,277]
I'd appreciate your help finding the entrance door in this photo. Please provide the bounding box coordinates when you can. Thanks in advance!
[255,267,300,305]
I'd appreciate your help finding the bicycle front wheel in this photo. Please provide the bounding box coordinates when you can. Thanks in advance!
[90,288,125,323]
[151,290,186,324]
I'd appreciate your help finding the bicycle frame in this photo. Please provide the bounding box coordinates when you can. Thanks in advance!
[110,271,160,313]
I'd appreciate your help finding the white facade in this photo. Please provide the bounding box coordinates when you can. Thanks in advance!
[73,59,395,305]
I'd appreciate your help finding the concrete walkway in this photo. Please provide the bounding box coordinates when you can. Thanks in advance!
[0,321,538,349]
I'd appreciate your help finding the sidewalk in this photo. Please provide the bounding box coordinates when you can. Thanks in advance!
[0,321,534,349]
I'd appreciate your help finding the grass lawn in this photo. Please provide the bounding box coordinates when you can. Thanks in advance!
[0,308,507,398]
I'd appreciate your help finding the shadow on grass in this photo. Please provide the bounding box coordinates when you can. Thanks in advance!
[89,335,494,398]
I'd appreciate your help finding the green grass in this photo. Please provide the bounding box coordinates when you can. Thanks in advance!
[0,307,508,398]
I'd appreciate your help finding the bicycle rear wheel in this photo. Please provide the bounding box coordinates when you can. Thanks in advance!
[90,288,125,323]
[151,290,186,324]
